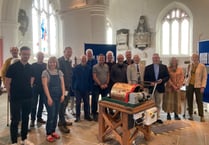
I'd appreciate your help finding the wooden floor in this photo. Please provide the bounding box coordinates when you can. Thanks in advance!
[0,92,209,145]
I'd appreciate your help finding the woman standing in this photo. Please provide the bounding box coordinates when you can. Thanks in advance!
[42,56,65,142]
[163,57,184,120]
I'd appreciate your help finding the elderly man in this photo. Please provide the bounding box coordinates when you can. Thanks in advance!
[1,47,19,86]
[127,54,145,84]
[30,52,46,128]
[123,50,134,65]
[186,53,207,122]
[72,55,92,122]
[110,54,128,84]
[144,53,169,124]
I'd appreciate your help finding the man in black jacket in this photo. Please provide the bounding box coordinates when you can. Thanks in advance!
[58,46,73,133]
[144,53,169,124]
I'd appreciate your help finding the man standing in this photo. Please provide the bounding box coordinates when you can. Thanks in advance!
[30,52,46,128]
[105,51,115,95]
[110,54,128,84]
[123,50,134,65]
[58,46,73,133]
[92,54,109,121]
[144,53,169,124]
[186,53,207,122]
[127,54,145,84]
[72,55,92,122]
[1,47,19,86]
[6,46,34,145]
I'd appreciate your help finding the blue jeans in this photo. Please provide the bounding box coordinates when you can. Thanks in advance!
[75,91,90,118]
[44,99,60,135]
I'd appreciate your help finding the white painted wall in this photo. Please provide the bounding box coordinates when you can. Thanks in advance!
[107,0,209,66]
[0,0,209,68]
[60,5,107,61]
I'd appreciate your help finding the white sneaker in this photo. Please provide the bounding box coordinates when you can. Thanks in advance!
[21,139,34,145]
[11,143,18,145]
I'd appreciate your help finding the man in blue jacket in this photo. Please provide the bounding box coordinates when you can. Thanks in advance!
[72,55,92,122]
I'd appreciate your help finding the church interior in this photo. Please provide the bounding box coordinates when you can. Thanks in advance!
[0,0,209,145]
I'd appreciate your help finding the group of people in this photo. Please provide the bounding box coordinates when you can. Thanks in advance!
[0,46,207,145]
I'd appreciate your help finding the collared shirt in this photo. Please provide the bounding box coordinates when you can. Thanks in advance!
[64,56,72,63]
[135,63,139,72]
[154,64,159,80]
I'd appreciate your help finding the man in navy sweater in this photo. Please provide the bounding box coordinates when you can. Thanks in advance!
[72,55,92,122]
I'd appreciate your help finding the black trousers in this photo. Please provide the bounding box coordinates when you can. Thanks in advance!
[10,99,32,143]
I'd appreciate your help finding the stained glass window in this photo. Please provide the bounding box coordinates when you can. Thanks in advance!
[32,0,57,57]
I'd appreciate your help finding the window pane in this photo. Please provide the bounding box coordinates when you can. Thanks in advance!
[41,12,48,54]
[181,19,189,55]
[32,8,39,54]
[50,15,56,55]
[40,0,43,10]
[171,20,179,55]
[162,21,170,55]
[49,5,52,13]
[176,9,180,18]
[33,0,38,8]
[106,22,112,44]
[44,0,48,12]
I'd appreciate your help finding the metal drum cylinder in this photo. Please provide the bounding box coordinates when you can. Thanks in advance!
[110,83,142,103]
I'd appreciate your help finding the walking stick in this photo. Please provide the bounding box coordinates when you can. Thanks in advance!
[7,95,9,126]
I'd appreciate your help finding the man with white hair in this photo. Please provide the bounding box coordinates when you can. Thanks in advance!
[30,52,46,128]
[72,55,92,122]
[123,50,134,65]
[110,54,128,84]
[144,53,169,124]
[186,53,207,122]
[1,47,19,86]
[127,54,145,84]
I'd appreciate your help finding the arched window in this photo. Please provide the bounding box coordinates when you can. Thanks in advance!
[32,0,57,57]
[156,3,192,57]
[106,19,113,44]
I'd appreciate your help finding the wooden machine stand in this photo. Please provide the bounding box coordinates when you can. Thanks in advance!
[98,100,155,145]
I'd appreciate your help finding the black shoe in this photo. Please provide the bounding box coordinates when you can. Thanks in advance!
[85,116,93,121]
[66,121,73,126]
[167,113,171,120]
[58,122,62,126]
[58,121,72,126]
[75,118,80,122]
[156,119,163,124]
[37,118,46,124]
[188,116,193,121]
[174,114,181,120]
[30,121,35,127]
[59,126,70,133]
[93,114,98,121]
